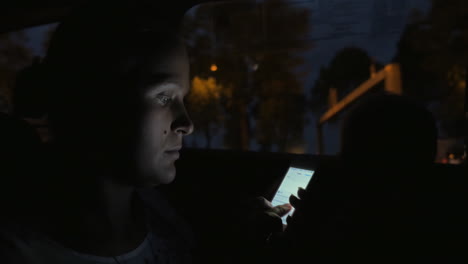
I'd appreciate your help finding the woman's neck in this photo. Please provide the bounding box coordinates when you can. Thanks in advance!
[97,178,137,240]
[44,163,148,256]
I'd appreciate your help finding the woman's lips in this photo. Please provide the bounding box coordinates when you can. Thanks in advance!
[165,146,181,160]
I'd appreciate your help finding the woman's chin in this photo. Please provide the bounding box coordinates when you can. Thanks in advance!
[147,164,176,186]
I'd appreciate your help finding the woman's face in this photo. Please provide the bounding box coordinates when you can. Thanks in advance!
[134,46,194,186]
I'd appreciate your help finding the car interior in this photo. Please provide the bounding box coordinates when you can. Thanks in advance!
[1,0,466,261]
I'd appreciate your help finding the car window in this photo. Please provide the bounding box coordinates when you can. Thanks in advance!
[0,23,57,141]
[181,0,465,164]
[0,1,465,165]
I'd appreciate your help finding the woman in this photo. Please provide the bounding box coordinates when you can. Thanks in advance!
[1,2,290,263]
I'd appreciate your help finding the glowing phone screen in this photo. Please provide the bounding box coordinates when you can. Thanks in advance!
[271,167,315,225]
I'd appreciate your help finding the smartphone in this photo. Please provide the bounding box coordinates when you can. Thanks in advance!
[270,166,315,225]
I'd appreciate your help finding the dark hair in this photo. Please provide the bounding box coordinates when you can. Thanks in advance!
[43,1,186,146]
[13,58,48,119]
[341,93,437,164]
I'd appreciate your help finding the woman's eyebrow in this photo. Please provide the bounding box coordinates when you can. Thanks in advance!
[145,82,181,97]
[141,73,176,87]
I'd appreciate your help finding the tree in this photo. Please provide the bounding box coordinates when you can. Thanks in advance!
[394,0,467,137]
[310,47,383,117]
[186,76,223,148]
[184,0,312,151]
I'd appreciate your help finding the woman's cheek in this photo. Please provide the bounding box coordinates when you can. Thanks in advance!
[146,109,170,140]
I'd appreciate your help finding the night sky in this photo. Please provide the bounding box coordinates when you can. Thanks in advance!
[21,0,432,155]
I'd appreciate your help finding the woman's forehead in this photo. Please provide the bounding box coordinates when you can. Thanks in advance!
[141,48,189,80]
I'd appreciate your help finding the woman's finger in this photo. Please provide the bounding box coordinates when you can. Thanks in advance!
[286,215,293,225]
[268,203,292,217]
[252,196,273,210]
[298,187,308,199]
[289,194,300,208]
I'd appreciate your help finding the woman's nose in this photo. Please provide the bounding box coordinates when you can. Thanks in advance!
[171,103,194,135]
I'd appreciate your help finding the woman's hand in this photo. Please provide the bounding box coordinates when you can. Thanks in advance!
[227,195,290,241]
[244,196,291,243]
[286,187,309,226]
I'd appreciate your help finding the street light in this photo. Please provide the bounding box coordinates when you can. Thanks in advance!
[210,64,218,72]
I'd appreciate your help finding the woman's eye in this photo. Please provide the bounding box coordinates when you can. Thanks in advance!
[155,95,172,106]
